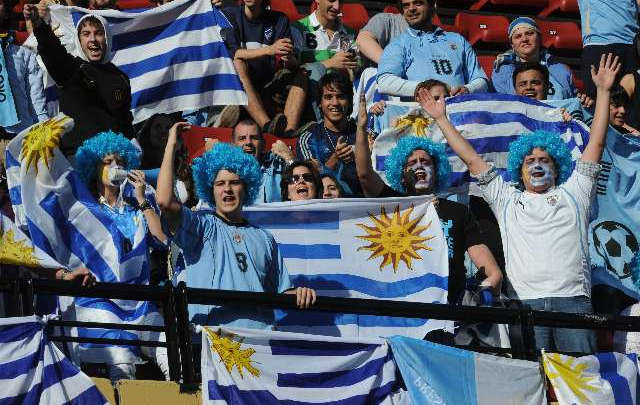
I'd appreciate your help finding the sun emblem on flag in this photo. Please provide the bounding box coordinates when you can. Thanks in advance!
[205,328,260,378]
[356,205,434,272]
[393,114,434,137]
[543,353,599,402]
[0,228,39,267]
[20,115,72,175]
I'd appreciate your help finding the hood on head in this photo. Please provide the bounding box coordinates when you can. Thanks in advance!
[73,13,113,63]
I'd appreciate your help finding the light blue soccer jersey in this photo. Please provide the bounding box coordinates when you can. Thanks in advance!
[173,206,292,329]
[579,0,639,45]
[377,26,488,97]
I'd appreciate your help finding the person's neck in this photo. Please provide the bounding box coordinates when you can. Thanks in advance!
[216,209,245,224]
[518,52,539,63]
[324,118,348,133]
[98,184,120,207]
[244,3,263,20]
[413,20,435,33]
[316,10,338,32]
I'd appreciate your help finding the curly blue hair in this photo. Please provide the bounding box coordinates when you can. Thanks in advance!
[74,131,141,185]
[191,143,262,206]
[506,130,573,186]
[385,136,451,194]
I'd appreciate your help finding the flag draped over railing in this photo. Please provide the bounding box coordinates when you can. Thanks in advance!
[201,326,409,405]
[5,116,163,365]
[245,196,450,339]
[372,93,590,191]
[0,316,108,404]
[48,0,247,124]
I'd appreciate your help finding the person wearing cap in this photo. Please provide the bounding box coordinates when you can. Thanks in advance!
[492,17,576,101]
[156,122,316,329]
[377,0,488,98]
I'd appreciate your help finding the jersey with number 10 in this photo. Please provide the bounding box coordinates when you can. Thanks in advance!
[292,12,356,64]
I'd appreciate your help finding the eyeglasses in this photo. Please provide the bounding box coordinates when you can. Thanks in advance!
[289,173,315,184]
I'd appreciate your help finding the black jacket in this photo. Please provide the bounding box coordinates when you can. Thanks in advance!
[34,22,134,157]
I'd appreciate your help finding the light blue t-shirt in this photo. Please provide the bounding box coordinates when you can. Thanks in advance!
[255,153,286,204]
[377,26,488,97]
[172,206,292,329]
[579,0,639,46]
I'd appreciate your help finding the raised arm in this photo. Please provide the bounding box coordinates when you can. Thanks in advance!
[354,95,386,197]
[356,30,384,64]
[156,122,190,229]
[582,53,621,163]
[416,87,489,175]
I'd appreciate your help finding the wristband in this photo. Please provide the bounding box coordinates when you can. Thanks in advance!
[139,199,153,211]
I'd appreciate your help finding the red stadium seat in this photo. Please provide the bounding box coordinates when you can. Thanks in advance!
[432,14,458,33]
[477,54,497,77]
[535,18,582,50]
[454,12,510,46]
[13,30,28,46]
[117,0,154,9]
[341,3,369,31]
[383,5,401,14]
[470,0,547,11]
[183,127,296,163]
[539,0,579,18]
[270,0,302,21]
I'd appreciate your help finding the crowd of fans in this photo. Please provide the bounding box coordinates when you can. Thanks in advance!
[1,0,640,382]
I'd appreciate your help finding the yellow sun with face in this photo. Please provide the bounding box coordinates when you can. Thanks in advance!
[356,205,434,272]
[0,228,39,267]
[20,116,72,175]
[205,328,260,378]
[543,352,599,402]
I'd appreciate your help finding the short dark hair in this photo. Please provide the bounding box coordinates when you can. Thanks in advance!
[610,84,630,107]
[320,173,345,198]
[413,79,450,99]
[280,160,323,201]
[77,16,105,35]
[232,119,262,142]
[397,0,436,6]
[318,71,354,101]
[512,62,549,88]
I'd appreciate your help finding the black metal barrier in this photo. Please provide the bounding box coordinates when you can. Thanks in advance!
[3,277,640,386]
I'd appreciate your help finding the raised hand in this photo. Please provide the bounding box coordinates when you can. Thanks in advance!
[357,94,368,129]
[591,53,621,92]
[271,140,294,162]
[269,38,294,56]
[368,100,386,116]
[416,87,446,120]
[128,170,147,204]
[334,136,354,163]
[167,121,191,144]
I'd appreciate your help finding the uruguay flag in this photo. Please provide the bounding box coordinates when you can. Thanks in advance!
[543,351,639,404]
[0,316,108,404]
[245,196,450,339]
[201,326,409,405]
[389,336,546,404]
[372,93,590,193]
[48,0,246,124]
[5,116,163,366]
[1,212,66,270]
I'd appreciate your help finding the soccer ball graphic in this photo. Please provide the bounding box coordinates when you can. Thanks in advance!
[592,221,639,279]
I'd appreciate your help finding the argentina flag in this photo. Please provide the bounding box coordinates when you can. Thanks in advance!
[5,116,163,366]
[47,0,246,123]
[372,93,590,193]
[201,326,409,405]
[0,316,108,404]
[245,196,450,339]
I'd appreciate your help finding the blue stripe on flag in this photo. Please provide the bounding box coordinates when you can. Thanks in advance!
[75,298,158,322]
[45,85,59,102]
[131,74,243,107]
[277,357,386,389]
[26,217,59,263]
[278,244,341,259]
[0,322,41,343]
[76,327,142,356]
[446,92,551,107]
[110,11,218,50]
[245,210,340,230]
[291,273,448,299]
[0,347,40,379]
[269,340,379,356]
[208,380,396,404]
[276,311,430,327]
[596,353,634,404]
[5,149,20,169]
[118,42,230,79]
[449,111,587,137]
[8,186,21,205]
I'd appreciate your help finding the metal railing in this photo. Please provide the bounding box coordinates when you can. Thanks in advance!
[3,276,640,385]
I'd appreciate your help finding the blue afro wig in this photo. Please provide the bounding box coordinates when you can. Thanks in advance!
[74,131,141,185]
[385,136,451,194]
[191,142,262,206]
[506,130,573,186]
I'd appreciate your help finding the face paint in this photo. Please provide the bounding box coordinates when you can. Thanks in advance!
[523,161,554,188]
[100,160,127,187]
[407,162,434,191]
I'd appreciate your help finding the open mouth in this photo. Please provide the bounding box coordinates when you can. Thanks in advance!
[243,146,256,155]
[222,195,236,203]
[296,186,310,197]
[523,91,537,98]
[414,169,427,181]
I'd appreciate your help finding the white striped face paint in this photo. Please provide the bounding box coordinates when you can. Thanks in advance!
[521,148,556,192]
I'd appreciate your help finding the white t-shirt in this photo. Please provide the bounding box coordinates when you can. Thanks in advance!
[476,160,600,300]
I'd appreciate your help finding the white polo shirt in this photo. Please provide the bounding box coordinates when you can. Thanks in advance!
[476,160,600,300]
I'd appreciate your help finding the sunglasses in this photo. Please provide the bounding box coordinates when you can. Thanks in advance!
[289,173,315,184]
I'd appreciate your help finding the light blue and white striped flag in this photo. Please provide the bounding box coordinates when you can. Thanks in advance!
[245,196,451,339]
[543,351,639,405]
[5,116,163,366]
[1,212,66,270]
[372,93,590,193]
[201,326,409,405]
[48,0,246,124]
[0,316,108,404]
